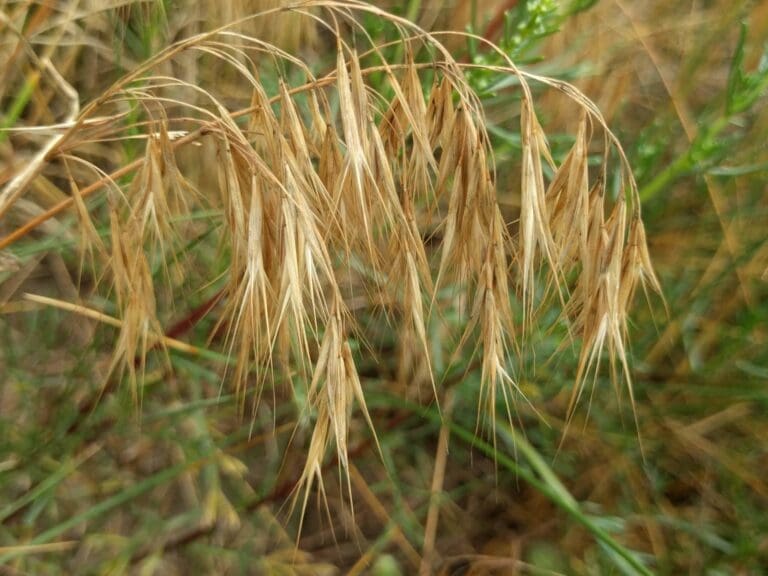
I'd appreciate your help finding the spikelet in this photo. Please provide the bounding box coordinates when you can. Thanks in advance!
[105,208,166,407]
[519,97,558,326]
[293,296,379,530]
[66,166,106,277]
[128,119,196,254]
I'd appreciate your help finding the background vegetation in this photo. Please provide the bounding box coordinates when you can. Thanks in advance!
[1,1,766,574]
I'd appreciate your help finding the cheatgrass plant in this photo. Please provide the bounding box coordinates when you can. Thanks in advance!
[0,0,660,553]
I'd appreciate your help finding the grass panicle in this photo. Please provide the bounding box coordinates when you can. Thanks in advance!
[0,0,659,530]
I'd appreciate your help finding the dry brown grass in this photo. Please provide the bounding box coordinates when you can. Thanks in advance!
[0,0,660,553]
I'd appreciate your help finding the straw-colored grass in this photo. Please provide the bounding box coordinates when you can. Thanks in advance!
[0,0,660,544]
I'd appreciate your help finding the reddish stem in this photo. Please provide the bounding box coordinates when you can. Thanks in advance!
[483,0,519,45]
[164,288,225,340]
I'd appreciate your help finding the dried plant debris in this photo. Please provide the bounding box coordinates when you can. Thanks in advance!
[0,1,659,515]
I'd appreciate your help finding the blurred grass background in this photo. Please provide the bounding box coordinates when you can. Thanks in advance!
[1,1,766,574]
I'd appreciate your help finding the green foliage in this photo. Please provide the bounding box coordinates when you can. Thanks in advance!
[726,22,768,115]
[641,21,767,202]
[111,1,169,66]
[465,0,597,95]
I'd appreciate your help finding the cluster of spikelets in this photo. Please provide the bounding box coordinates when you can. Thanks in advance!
[0,1,660,517]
